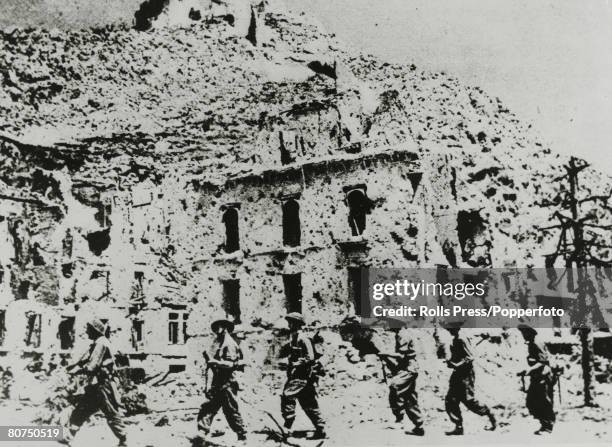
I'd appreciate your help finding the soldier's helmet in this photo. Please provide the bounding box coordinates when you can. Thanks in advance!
[285,312,306,326]
[340,315,361,328]
[87,319,108,336]
[211,317,235,333]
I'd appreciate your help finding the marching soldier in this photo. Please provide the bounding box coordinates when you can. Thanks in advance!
[196,317,247,443]
[378,327,425,436]
[517,324,556,434]
[60,319,126,446]
[280,312,326,440]
[443,321,496,435]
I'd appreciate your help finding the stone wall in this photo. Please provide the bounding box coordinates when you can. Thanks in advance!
[189,149,424,334]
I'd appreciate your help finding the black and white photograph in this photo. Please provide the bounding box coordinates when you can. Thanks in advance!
[0,0,611,446]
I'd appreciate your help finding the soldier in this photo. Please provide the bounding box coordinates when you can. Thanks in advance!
[378,327,425,436]
[443,321,496,435]
[338,315,380,357]
[59,319,126,446]
[517,324,556,434]
[196,317,247,443]
[280,312,326,440]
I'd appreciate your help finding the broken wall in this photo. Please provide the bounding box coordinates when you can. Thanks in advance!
[256,91,365,167]
[189,150,424,333]
[144,0,277,44]
[0,136,197,368]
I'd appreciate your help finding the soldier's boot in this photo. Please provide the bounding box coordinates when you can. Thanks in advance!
[283,419,294,435]
[411,426,425,436]
[117,435,127,446]
[237,433,247,441]
[189,434,206,447]
[486,411,497,431]
[445,425,464,436]
[534,422,552,435]
[311,429,327,440]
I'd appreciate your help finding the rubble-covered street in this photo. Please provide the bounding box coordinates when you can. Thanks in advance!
[2,368,612,446]
[1,328,612,445]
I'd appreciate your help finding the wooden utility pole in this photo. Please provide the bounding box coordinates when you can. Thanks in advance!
[540,157,612,407]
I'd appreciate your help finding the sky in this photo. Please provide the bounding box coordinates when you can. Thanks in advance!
[3,0,612,174]
[285,0,612,175]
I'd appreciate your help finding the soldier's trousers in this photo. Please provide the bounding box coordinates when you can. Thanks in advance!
[445,368,491,426]
[526,375,555,430]
[389,372,423,427]
[68,382,126,440]
[197,384,246,436]
[281,383,325,431]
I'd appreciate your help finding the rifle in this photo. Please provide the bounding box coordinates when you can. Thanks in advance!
[202,352,210,396]
[377,352,401,384]
[475,333,490,346]
[263,411,300,447]
[379,357,388,384]
[552,365,563,404]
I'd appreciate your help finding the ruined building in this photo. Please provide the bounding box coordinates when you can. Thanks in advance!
[135,0,272,44]
[0,89,437,376]
[1,2,611,388]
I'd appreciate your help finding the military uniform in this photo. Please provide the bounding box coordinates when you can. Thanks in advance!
[281,328,325,435]
[525,339,555,432]
[197,330,246,439]
[445,333,494,432]
[64,323,126,445]
[385,331,424,434]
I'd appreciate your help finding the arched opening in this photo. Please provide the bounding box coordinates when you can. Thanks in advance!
[347,189,368,236]
[222,279,241,323]
[283,273,302,313]
[58,316,75,350]
[222,208,240,253]
[282,199,301,247]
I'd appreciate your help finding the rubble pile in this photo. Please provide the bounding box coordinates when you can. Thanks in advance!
[117,371,149,416]
[1,7,610,266]
[1,2,612,442]
[33,365,81,426]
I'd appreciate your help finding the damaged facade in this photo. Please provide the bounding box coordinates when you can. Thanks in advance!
[135,0,271,45]
[0,80,446,382]
[0,137,194,378]
[192,148,424,328]
[0,76,596,385]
